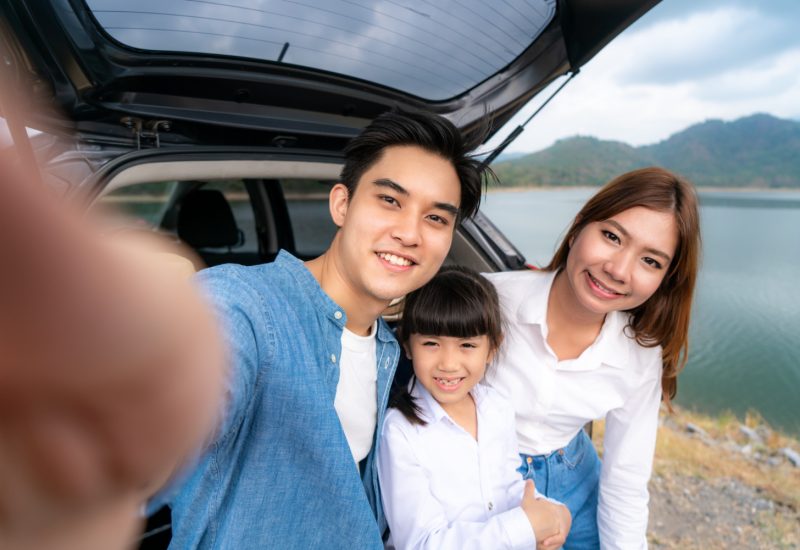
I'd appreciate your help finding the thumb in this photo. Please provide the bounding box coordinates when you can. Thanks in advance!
[523,478,536,499]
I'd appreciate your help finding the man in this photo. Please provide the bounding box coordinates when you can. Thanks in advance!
[150,109,487,548]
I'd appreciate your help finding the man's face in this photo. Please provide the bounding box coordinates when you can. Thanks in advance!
[329,145,461,312]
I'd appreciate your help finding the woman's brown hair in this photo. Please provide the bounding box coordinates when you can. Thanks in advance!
[543,167,701,404]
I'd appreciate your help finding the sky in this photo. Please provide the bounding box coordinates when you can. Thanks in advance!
[483,0,800,155]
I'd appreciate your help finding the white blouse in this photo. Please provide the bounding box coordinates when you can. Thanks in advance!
[484,269,662,550]
[377,383,556,550]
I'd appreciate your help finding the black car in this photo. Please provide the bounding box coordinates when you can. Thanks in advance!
[0,0,660,546]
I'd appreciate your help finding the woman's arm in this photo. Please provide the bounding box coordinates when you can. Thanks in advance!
[377,419,538,550]
[597,355,662,550]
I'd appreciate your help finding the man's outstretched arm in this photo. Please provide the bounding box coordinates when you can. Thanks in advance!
[0,106,226,549]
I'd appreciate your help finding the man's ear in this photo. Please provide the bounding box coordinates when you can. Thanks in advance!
[329,183,350,228]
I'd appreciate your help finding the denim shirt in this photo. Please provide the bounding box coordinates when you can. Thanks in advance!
[160,251,399,549]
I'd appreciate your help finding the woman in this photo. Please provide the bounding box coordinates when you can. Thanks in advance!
[484,167,701,549]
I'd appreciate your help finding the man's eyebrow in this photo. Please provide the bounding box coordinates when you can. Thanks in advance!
[373,178,409,195]
[606,219,672,262]
[373,178,459,217]
[433,201,459,217]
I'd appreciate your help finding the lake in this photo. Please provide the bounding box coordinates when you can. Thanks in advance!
[480,188,800,435]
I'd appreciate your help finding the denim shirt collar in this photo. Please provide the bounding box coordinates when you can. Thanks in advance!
[274,250,397,346]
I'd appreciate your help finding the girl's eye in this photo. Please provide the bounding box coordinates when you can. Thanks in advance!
[602,230,620,244]
[421,340,438,347]
[643,257,663,269]
[460,342,477,349]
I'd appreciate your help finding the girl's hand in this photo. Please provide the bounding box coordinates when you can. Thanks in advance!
[537,503,572,550]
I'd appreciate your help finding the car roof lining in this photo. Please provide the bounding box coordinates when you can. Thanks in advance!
[102,159,342,194]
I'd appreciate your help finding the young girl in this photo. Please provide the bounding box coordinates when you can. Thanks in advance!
[484,167,701,549]
[377,266,571,550]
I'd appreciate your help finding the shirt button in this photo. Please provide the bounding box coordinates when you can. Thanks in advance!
[330,354,337,363]
[558,449,565,456]
[334,311,343,320]
[526,457,533,464]
[488,502,493,511]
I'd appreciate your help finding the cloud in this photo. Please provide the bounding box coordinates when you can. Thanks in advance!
[487,0,800,155]
[613,6,800,85]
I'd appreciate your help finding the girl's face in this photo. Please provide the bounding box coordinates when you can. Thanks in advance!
[562,206,678,317]
[406,333,494,412]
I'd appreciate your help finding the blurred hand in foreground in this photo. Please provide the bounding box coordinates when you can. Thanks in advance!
[0,84,226,549]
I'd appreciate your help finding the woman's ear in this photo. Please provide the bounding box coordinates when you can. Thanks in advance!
[329,183,350,228]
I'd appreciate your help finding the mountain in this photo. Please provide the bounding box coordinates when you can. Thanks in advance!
[492,114,800,188]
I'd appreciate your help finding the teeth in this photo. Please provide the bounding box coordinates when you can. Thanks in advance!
[379,252,412,266]
[591,274,618,294]
[435,377,462,386]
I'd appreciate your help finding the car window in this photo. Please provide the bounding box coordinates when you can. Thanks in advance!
[94,179,259,256]
[84,0,556,100]
[281,179,337,258]
[93,181,180,231]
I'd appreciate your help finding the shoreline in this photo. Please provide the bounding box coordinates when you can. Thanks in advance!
[486,185,800,194]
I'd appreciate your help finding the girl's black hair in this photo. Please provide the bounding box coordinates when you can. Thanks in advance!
[390,265,504,425]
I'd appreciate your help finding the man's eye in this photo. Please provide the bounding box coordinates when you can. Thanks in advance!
[428,214,449,226]
[379,195,398,206]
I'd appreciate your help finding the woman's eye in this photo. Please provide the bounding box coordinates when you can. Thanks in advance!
[643,257,663,269]
[602,230,620,243]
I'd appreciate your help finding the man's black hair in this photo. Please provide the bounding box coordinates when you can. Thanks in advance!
[339,108,490,221]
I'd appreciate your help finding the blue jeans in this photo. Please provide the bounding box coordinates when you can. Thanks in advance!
[517,430,600,549]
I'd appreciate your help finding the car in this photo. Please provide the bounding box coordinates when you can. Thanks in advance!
[0,0,660,546]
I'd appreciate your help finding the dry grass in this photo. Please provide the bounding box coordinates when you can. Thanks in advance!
[594,406,800,546]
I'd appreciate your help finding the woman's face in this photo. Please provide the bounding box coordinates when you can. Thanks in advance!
[563,206,678,317]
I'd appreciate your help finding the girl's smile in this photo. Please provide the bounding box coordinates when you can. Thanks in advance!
[406,333,494,414]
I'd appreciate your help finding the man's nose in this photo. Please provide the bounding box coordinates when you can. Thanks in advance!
[390,211,421,246]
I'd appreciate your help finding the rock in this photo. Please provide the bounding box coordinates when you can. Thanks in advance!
[739,425,763,445]
[780,447,800,467]
[766,456,782,467]
[686,422,709,438]
[740,444,752,455]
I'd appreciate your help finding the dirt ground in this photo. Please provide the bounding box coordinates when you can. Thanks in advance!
[648,472,799,549]
[644,408,800,549]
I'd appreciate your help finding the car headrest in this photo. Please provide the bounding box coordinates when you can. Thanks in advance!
[177,189,240,248]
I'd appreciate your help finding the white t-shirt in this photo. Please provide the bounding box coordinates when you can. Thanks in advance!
[483,269,662,550]
[378,383,561,550]
[334,322,378,463]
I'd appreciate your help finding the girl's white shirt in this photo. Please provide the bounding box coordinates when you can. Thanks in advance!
[378,382,559,550]
[483,269,662,550]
